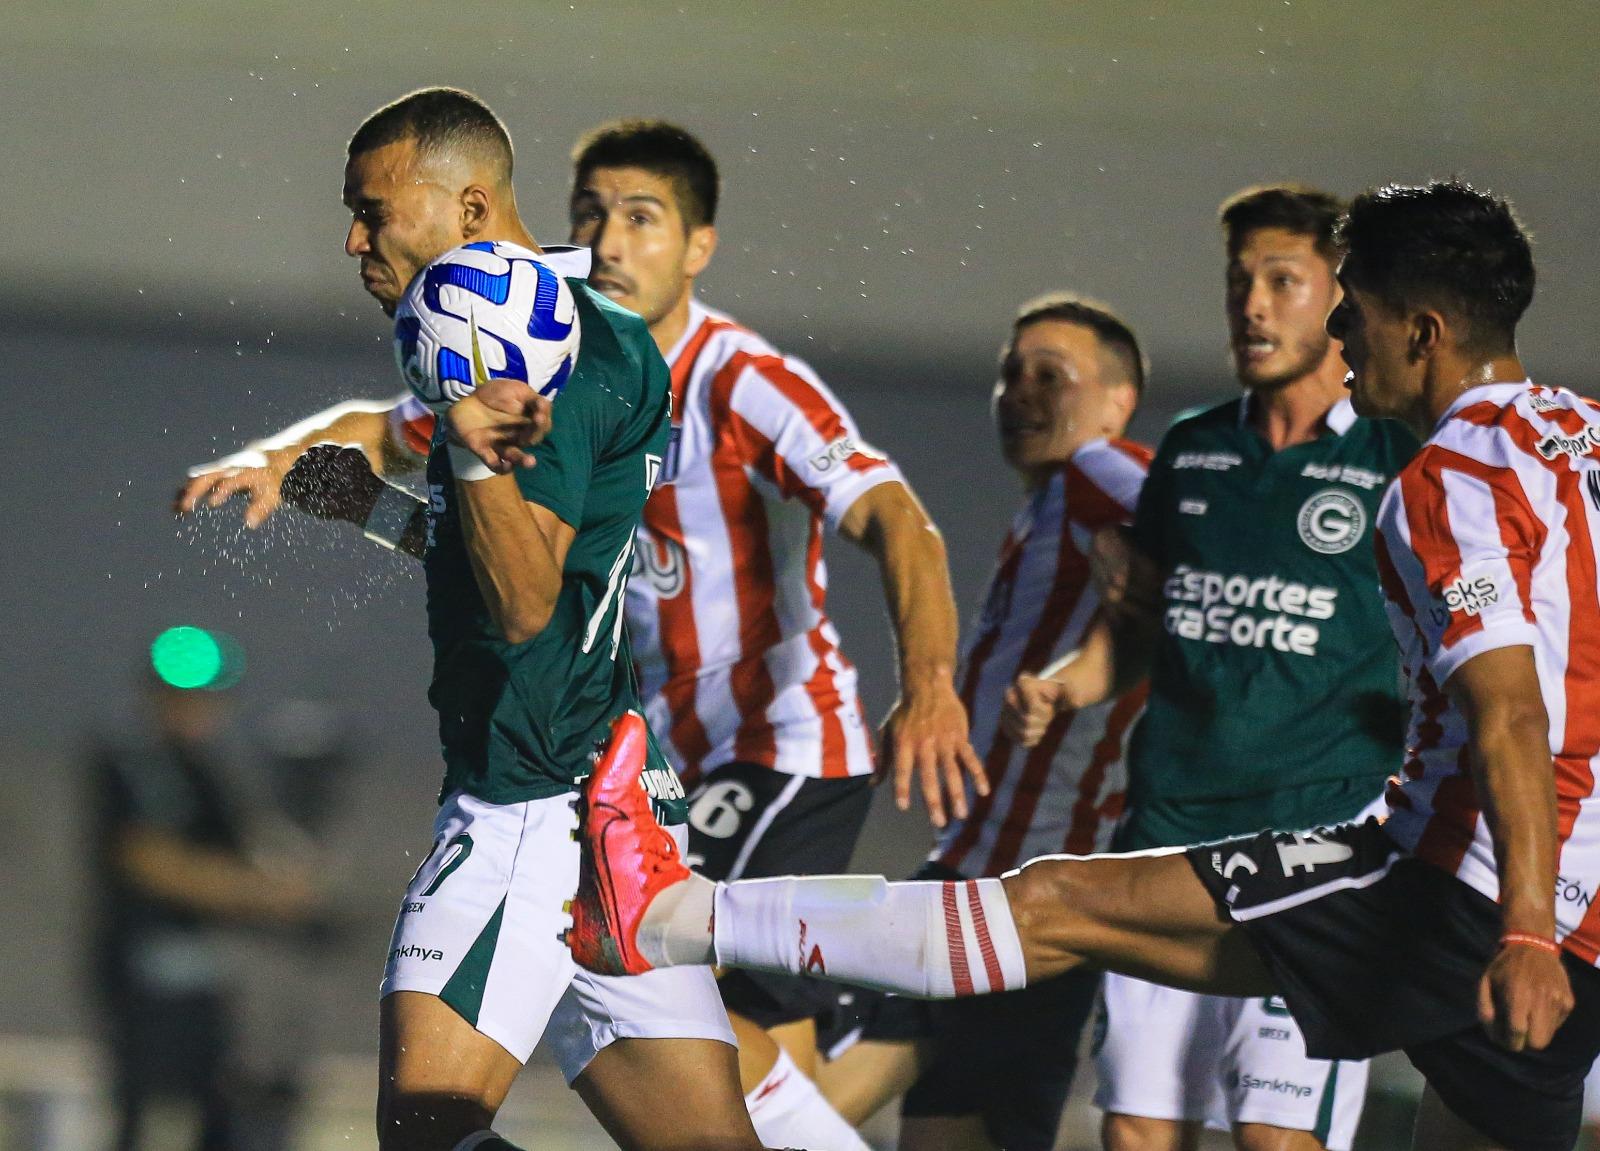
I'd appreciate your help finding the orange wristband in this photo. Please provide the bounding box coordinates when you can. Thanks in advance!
[1500,931,1561,956]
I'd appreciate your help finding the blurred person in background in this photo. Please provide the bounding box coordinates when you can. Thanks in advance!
[87,627,323,1151]
[813,294,1151,1151]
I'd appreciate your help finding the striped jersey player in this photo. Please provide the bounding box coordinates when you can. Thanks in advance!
[933,435,1150,878]
[1376,381,1600,962]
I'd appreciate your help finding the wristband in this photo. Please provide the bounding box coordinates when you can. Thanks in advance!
[361,483,426,551]
[1500,931,1561,956]
[447,441,499,482]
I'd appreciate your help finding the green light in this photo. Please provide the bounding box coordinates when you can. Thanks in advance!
[150,626,228,690]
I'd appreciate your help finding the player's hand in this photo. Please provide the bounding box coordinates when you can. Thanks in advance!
[1001,673,1070,747]
[879,679,988,829]
[446,381,554,472]
[1477,941,1574,1051]
[279,444,385,524]
[174,448,296,528]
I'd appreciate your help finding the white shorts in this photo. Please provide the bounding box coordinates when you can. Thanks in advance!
[1093,974,1368,1150]
[381,790,734,1082]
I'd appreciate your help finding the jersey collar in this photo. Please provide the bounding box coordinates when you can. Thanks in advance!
[1433,379,1535,435]
[664,298,711,367]
[1237,392,1358,437]
[536,245,593,280]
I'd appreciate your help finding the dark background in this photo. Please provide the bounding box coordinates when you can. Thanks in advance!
[3,4,1598,1141]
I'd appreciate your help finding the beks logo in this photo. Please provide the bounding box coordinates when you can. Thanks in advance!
[1537,426,1600,460]
[1441,574,1500,617]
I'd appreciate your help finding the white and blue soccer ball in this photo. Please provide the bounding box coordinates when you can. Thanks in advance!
[393,241,580,414]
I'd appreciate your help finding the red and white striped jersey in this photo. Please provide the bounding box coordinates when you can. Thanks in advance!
[629,300,902,785]
[1375,381,1600,963]
[934,438,1152,878]
[389,298,902,785]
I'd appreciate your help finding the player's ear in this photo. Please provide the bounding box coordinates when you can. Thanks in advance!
[460,184,493,239]
[684,224,717,278]
[1106,379,1139,434]
[1409,309,1445,363]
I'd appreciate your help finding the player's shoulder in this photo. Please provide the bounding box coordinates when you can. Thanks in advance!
[1428,381,1599,468]
[1065,437,1151,520]
[1149,397,1244,464]
[681,300,826,393]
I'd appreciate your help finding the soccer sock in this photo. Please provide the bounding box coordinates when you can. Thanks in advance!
[636,872,718,967]
[448,1133,523,1151]
[743,1046,873,1151]
[713,875,1026,998]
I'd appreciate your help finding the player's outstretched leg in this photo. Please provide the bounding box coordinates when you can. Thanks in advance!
[568,739,1273,1000]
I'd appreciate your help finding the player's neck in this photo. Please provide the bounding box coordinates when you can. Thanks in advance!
[1417,353,1528,435]
[648,291,696,358]
[1246,360,1348,452]
[475,218,540,254]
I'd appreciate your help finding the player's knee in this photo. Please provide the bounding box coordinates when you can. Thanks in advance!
[1232,1123,1325,1151]
[1102,1112,1195,1151]
[1003,855,1109,943]
[375,1090,497,1151]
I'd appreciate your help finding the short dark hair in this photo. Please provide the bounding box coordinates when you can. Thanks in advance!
[1009,293,1148,397]
[348,87,514,181]
[1219,184,1346,261]
[571,119,720,228]
[1337,179,1534,355]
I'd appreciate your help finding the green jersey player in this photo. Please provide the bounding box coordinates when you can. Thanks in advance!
[183,88,772,1151]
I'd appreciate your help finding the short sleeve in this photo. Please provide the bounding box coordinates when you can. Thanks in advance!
[1382,446,1544,684]
[387,393,437,461]
[514,374,617,528]
[717,355,904,530]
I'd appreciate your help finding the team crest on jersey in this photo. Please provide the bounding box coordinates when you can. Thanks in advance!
[1296,489,1365,554]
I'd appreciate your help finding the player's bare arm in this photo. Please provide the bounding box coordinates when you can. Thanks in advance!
[1001,532,1161,747]
[1448,645,1575,1052]
[837,480,987,828]
[450,394,573,643]
[175,399,412,527]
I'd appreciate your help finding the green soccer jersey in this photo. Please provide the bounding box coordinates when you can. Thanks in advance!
[1116,395,1418,850]
[422,270,684,821]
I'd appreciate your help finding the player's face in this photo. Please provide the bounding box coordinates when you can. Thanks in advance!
[1327,267,1419,421]
[1225,227,1342,391]
[568,166,713,330]
[992,319,1131,480]
[342,139,462,316]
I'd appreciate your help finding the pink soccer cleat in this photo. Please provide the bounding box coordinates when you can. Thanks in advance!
[566,710,691,975]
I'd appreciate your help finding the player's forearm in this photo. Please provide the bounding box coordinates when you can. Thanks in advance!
[1471,711,1561,939]
[847,485,960,690]
[117,829,309,925]
[456,476,563,643]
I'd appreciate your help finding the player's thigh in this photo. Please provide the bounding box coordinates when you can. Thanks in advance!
[1101,1113,1203,1151]
[814,1035,929,1126]
[574,1036,761,1151]
[1215,995,1367,1151]
[1095,975,1218,1126]
[381,791,581,1064]
[904,966,1101,1151]
[1003,848,1271,993]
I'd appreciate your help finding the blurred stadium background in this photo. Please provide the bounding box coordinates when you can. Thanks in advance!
[4,2,1600,1147]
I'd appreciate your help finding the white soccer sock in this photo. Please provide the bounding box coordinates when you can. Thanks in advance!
[743,1046,872,1151]
[713,875,1026,998]
[636,872,717,967]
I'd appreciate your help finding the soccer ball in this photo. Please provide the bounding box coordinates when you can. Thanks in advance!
[393,241,580,413]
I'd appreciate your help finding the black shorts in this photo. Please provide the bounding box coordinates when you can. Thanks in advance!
[686,761,873,1028]
[1187,818,1600,1151]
